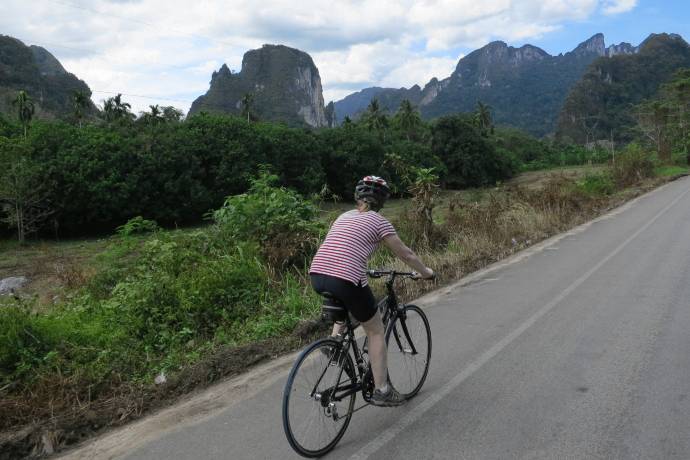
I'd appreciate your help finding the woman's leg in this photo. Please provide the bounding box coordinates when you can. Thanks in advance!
[361,310,387,390]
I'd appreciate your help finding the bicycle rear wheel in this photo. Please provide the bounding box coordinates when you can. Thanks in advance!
[282,338,356,458]
[385,304,431,398]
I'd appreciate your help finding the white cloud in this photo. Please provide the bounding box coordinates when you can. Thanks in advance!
[380,55,461,89]
[0,0,640,114]
[601,0,637,15]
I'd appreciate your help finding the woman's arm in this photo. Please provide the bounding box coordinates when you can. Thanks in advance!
[382,234,434,278]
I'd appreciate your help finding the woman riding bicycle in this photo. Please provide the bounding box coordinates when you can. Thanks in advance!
[309,175,434,407]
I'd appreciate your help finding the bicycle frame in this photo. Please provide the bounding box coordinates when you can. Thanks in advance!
[311,270,420,405]
[309,318,366,406]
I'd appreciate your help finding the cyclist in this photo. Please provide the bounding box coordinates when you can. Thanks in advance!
[309,175,434,407]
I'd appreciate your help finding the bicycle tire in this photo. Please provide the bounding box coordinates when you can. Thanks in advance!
[385,304,432,399]
[282,338,356,458]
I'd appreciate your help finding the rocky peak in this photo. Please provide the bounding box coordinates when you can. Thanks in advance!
[190,44,328,127]
[30,46,67,76]
[0,35,95,119]
[212,63,233,80]
[459,40,549,73]
[571,33,606,56]
[639,32,689,52]
[605,42,638,57]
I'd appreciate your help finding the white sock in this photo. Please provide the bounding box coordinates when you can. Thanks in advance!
[377,383,389,393]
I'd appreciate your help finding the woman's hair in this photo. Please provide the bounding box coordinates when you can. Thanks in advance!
[356,200,372,212]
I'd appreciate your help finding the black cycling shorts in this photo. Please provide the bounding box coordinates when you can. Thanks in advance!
[310,273,377,322]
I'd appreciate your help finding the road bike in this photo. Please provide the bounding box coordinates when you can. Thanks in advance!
[282,269,432,457]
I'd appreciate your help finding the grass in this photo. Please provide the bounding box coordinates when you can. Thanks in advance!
[654,165,690,177]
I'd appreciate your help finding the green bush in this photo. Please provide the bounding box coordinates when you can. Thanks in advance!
[213,171,324,267]
[0,298,125,386]
[431,115,517,188]
[577,173,615,196]
[612,143,656,187]
[116,216,159,237]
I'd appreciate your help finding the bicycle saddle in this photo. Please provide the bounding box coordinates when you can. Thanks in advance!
[320,292,348,323]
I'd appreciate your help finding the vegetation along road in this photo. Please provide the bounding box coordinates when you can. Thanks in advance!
[61,175,690,459]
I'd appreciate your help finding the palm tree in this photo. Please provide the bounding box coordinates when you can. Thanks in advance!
[113,93,133,120]
[474,101,493,136]
[72,91,89,128]
[363,98,388,138]
[241,93,254,122]
[13,91,35,138]
[162,105,184,123]
[101,94,134,124]
[396,99,421,140]
[141,104,163,125]
[101,98,116,122]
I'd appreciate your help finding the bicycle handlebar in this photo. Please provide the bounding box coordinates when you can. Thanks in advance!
[367,269,436,280]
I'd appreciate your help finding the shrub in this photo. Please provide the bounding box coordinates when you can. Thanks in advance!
[116,216,159,237]
[577,173,615,196]
[431,115,516,188]
[612,143,656,187]
[213,171,324,268]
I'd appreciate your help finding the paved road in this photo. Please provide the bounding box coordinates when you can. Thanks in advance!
[83,177,690,459]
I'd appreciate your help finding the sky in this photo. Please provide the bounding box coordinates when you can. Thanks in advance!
[2,0,688,115]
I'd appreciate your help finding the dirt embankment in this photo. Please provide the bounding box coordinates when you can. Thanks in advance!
[0,320,328,459]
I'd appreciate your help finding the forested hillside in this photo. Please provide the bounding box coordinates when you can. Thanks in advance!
[557,33,690,144]
[0,35,96,120]
[334,34,639,136]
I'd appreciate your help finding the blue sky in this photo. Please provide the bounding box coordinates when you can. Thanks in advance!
[531,0,690,54]
[1,0,687,114]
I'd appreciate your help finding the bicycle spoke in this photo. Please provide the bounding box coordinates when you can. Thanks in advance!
[386,306,431,398]
[283,339,356,457]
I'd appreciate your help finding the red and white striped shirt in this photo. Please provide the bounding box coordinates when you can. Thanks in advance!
[310,210,397,286]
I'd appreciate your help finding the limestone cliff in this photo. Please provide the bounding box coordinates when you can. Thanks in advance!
[189,44,328,127]
[557,33,690,143]
[0,35,96,119]
[334,33,640,137]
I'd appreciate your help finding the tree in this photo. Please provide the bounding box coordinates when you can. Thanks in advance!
[661,69,690,163]
[362,98,388,138]
[432,115,515,188]
[408,167,440,247]
[635,100,672,162]
[161,106,184,123]
[241,93,254,123]
[395,99,421,141]
[101,93,134,124]
[72,91,89,128]
[12,90,35,138]
[0,138,52,243]
[140,104,164,126]
[474,101,493,137]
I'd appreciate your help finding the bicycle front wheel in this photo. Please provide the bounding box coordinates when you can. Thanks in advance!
[282,338,356,458]
[385,304,432,399]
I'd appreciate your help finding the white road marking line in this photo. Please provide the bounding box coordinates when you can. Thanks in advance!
[348,182,690,460]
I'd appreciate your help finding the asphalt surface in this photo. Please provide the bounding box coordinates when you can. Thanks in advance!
[96,177,690,459]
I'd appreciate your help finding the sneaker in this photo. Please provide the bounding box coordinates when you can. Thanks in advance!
[370,386,405,407]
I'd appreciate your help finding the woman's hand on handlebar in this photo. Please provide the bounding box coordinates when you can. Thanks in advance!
[412,268,435,280]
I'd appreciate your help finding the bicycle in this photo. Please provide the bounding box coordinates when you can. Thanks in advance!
[282,269,433,458]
